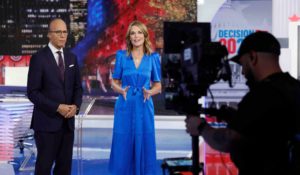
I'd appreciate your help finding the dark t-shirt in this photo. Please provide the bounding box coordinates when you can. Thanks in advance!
[228,72,300,175]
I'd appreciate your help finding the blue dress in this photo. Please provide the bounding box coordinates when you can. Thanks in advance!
[109,50,161,175]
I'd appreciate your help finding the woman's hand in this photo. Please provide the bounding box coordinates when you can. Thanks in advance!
[143,87,152,102]
[111,79,129,100]
[122,86,130,100]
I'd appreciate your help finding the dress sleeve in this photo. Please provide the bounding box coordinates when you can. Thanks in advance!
[151,52,161,82]
[112,50,123,80]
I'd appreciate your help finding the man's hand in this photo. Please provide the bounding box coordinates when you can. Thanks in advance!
[57,104,77,118]
[65,105,77,118]
[185,116,203,136]
[57,104,70,117]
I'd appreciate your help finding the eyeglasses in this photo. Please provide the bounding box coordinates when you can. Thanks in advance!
[49,30,68,36]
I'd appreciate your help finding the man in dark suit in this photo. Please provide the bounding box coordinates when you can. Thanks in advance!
[27,18,83,175]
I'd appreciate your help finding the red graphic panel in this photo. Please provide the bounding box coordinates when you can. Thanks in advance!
[0,55,31,85]
[205,143,238,175]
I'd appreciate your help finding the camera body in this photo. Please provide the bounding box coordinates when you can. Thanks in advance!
[163,22,232,115]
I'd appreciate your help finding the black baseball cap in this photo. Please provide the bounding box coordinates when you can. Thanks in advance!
[230,31,281,64]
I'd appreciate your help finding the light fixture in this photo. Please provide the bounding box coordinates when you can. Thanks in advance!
[197,0,205,5]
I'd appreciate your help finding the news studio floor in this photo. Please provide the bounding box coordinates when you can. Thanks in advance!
[13,128,191,175]
[12,97,192,175]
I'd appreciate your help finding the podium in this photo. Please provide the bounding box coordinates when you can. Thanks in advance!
[75,97,96,175]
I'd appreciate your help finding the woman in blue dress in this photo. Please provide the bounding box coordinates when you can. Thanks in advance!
[109,20,162,175]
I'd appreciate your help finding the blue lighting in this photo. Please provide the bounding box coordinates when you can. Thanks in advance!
[72,0,115,67]
[88,0,105,32]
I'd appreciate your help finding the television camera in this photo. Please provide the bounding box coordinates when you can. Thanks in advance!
[163,21,233,115]
[162,21,233,175]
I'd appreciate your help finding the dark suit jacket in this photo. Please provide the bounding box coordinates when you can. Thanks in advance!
[27,46,83,132]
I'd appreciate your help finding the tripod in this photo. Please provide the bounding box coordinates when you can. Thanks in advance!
[161,127,204,175]
[191,128,204,175]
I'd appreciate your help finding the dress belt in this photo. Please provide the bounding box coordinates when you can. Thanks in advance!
[132,87,141,95]
[125,86,147,96]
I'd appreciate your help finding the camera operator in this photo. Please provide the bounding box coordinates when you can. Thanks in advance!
[185,31,300,175]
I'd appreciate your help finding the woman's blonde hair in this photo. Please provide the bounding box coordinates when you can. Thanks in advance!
[125,20,152,55]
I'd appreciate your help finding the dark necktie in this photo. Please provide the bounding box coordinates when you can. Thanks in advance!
[57,51,65,81]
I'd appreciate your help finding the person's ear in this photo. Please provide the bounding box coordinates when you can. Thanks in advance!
[249,51,258,65]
